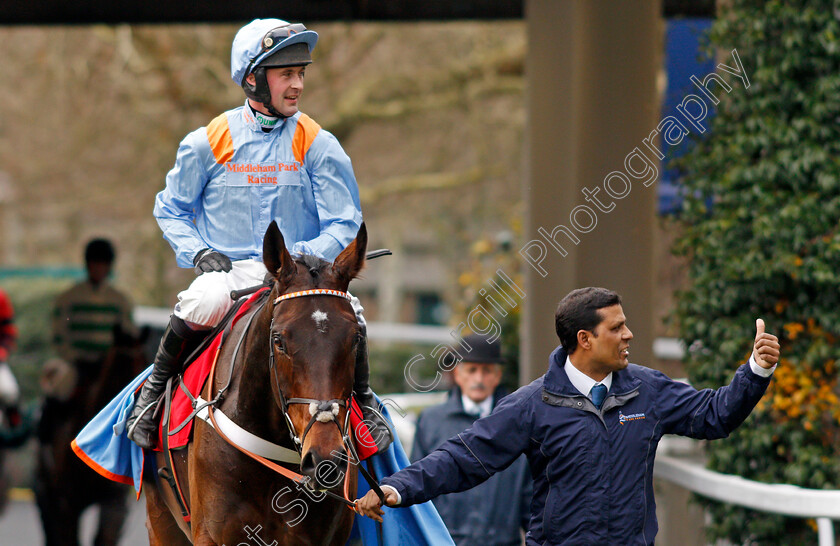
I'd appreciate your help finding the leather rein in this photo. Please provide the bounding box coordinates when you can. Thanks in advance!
[202,288,377,513]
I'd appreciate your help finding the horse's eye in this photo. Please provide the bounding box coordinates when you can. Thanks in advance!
[273,334,287,353]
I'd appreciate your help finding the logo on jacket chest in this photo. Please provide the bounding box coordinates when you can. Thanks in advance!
[618,410,646,425]
[225,162,300,185]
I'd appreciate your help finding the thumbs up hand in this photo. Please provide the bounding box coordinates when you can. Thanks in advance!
[753,319,780,369]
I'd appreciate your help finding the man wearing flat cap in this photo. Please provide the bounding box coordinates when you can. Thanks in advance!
[410,332,532,546]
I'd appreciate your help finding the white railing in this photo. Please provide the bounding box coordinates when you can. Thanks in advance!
[133,313,689,361]
[654,452,840,546]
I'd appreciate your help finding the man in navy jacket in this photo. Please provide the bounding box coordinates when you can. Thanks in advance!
[411,332,532,545]
[357,287,780,545]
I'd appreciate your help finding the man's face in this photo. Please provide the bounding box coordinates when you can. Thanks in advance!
[86,261,112,285]
[453,362,502,404]
[265,65,306,117]
[585,304,633,374]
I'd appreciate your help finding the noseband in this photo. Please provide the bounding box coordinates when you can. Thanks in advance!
[269,289,354,452]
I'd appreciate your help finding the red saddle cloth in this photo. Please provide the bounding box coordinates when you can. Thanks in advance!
[159,289,380,461]
[158,290,261,451]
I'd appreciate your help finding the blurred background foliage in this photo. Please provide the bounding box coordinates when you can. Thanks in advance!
[671,0,840,542]
[452,222,522,394]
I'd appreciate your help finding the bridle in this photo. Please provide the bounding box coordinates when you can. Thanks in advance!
[269,288,354,454]
[204,286,381,512]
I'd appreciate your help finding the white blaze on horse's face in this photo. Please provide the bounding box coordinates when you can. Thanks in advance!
[311,310,329,333]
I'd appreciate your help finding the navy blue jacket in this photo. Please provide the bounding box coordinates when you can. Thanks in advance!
[382,345,772,545]
[412,386,532,546]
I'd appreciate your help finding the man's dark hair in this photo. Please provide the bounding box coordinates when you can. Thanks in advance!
[84,238,115,264]
[554,287,622,353]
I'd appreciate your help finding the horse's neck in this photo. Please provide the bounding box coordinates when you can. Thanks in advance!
[239,298,273,382]
[231,301,292,443]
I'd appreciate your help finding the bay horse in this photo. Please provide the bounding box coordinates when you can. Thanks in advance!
[35,324,149,545]
[144,221,368,545]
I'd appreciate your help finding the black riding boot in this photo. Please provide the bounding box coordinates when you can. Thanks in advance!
[353,330,393,452]
[126,317,202,449]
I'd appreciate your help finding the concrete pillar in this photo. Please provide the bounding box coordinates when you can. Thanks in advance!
[521,0,662,382]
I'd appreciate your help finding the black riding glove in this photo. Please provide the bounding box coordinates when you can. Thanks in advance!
[193,249,232,275]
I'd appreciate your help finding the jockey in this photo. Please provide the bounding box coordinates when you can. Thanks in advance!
[127,19,390,451]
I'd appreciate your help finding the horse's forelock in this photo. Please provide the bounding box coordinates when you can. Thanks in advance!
[293,254,337,286]
[295,254,328,271]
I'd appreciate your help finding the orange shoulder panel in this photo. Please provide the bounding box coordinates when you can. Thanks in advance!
[206,114,234,165]
[292,114,322,165]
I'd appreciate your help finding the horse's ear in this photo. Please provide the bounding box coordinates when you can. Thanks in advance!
[333,223,367,284]
[263,221,296,287]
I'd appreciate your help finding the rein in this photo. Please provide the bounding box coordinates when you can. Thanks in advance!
[203,287,374,512]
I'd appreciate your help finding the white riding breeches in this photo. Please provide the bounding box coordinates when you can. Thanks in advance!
[174,260,268,328]
[173,259,365,329]
[0,361,20,406]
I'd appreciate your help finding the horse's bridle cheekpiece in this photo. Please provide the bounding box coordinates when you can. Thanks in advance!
[266,287,379,509]
[203,286,378,511]
[271,288,354,447]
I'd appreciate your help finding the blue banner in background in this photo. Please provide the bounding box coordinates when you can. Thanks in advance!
[659,18,714,214]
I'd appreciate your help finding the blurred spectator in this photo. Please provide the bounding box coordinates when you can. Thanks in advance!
[411,332,532,546]
[52,238,135,366]
[0,288,18,406]
[39,238,136,443]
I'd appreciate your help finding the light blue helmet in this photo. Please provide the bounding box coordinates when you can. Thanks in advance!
[231,19,319,111]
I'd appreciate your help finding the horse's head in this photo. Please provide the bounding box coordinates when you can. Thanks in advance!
[262,221,367,488]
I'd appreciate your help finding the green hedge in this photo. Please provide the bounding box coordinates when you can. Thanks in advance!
[672,1,840,542]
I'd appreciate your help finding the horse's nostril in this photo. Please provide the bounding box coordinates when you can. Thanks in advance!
[299,451,346,489]
[300,452,318,475]
[316,458,344,487]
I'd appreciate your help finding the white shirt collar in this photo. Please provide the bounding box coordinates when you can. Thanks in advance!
[564,355,612,396]
[461,394,494,419]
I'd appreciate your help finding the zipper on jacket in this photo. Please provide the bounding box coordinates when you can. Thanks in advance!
[541,388,640,429]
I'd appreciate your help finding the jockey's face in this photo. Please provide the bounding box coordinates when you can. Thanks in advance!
[247,65,306,118]
[265,65,305,117]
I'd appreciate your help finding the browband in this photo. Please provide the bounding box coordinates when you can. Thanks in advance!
[274,288,352,305]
